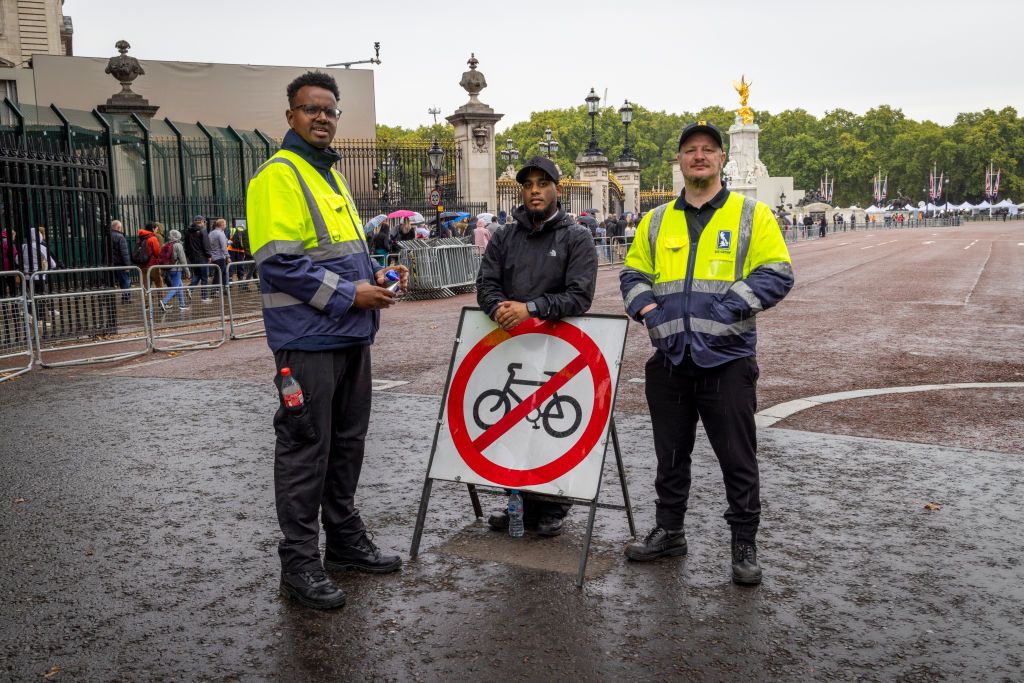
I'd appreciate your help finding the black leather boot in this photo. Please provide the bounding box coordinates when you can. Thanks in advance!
[624,527,687,561]
[324,532,402,574]
[280,569,346,610]
[731,540,762,585]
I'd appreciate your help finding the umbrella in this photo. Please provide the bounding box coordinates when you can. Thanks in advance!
[429,211,470,225]
[364,214,388,230]
[477,212,495,222]
[387,209,418,219]
[408,212,426,225]
[577,215,598,228]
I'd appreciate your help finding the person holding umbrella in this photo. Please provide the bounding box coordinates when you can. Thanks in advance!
[476,156,598,537]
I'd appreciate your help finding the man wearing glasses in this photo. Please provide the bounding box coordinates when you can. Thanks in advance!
[247,71,408,610]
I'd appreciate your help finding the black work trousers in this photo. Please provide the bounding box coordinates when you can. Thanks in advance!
[273,346,371,573]
[645,350,760,543]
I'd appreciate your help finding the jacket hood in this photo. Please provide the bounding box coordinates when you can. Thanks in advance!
[138,229,155,238]
[511,201,573,236]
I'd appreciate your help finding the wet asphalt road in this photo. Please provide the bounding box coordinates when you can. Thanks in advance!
[2,372,1022,681]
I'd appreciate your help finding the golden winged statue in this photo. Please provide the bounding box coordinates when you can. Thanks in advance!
[733,75,755,125]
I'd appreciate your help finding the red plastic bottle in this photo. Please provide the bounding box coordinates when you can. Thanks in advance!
[280,367,304,408]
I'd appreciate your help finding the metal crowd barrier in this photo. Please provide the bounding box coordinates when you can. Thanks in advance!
[593,236,628,266]
[395,238,482,299]
[147,264,226,351]
[0,270,33,381]
[29,266,151,368]
[226,260,265,339]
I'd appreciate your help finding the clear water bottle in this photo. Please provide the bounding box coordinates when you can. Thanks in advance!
[279,367,304,408]
[508,490,525,538]
[384,269,402,294]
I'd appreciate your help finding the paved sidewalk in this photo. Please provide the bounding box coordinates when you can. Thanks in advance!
[2,373,1022,680]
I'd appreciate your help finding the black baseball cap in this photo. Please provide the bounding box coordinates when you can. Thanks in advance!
[677,120,724,150]
[516,156,560,184]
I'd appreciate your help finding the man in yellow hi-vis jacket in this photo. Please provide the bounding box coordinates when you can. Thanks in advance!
[619,121,794,585]
[247,71,408,610]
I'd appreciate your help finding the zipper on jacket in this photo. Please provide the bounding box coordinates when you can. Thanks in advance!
[682,225,699,338]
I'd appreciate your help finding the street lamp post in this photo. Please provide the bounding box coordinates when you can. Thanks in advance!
[537,127,559,159]
[585,87,601,155]
[427,138,444,236]
[777,190,787,216]
[618,99,635,161]
[500,137,520,167]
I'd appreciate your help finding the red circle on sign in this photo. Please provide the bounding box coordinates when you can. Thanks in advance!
[446,317,612,487]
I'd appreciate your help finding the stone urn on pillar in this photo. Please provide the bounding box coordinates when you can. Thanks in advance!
[97,40,159,119]
[446,54,503,210]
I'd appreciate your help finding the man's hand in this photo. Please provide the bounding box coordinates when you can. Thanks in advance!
[353,282,396,310]
[374,264,409,291]
[494,300,530,330]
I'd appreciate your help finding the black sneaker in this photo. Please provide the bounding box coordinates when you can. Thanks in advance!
[624,527,687,562]
[324,532,402,574]
[280,569,346,610]
[535,515,564,537]
[731,541,762,585]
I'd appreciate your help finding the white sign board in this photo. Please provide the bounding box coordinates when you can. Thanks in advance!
[428,308,628,501]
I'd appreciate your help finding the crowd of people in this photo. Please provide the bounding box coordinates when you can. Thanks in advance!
[109,215,255,311]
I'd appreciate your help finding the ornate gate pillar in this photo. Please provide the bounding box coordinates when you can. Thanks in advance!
[612,158,641,215]
[576,151,609,219]
[446,54,502,210]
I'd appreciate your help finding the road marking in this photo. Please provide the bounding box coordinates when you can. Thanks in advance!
[923,241,935,245]
[1019,242,1024,246]
[838,242,849,245]
[373,379,411,390]
[860,245,875,250]
[964,242,994,305]
[755,381,1024,427]
[964,240,978,250]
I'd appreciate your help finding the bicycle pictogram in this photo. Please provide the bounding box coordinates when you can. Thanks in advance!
[472,362,583,438]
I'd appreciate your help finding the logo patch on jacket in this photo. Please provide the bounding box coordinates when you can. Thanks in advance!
[717,230,732,250]
[549,249,557,257]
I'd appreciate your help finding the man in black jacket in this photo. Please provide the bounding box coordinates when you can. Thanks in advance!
[476,156,598,537]
[184,216,211,300]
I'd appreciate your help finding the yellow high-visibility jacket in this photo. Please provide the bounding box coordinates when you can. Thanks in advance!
[246,147,379,351]
[619,192,794,367]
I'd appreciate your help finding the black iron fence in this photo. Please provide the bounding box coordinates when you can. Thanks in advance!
[640,190,676,213]
[497,177,594,218]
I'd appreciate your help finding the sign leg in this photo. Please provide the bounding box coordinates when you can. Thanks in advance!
[410,477,434,558]
[466,483,483,519]
[576,498,599,588]
[611,418,636,537]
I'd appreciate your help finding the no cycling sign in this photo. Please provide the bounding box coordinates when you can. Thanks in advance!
[426,308,629,501]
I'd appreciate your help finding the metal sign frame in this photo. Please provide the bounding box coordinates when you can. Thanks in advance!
[410,307,635,587]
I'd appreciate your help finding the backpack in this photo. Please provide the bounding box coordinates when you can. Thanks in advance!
[157,241,175,266]
[131,237,151,265]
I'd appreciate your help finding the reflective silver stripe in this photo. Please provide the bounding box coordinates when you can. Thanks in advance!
[729,280,764,312]
[692,278,732,294]
[306,239,367,262]
[734,196,757,280]
[653,279,685,296]
[648,203,670,268]
[254,240,305,264]
[264,157,333,246]
[624,282,653,309]
[649,317,685,340]
[309,269,341,311]
[759,261,794,278]
[691,316,755,336]
[262,291,303,309]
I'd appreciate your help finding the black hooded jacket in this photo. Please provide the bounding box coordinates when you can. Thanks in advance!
[476,203,597,320]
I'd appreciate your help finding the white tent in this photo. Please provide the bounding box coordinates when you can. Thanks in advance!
[974,200,992,210]
[993,199,1015,209]
[957,201,975,211]
[865,204,885,214]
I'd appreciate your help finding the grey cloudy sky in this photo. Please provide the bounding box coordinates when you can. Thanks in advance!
[65,0,1020,132]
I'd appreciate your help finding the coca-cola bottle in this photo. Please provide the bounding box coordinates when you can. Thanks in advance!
[280,367,304,408]
[278,367,318,443]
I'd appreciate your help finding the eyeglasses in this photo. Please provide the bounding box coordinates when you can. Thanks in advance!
[291,104,342,120]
